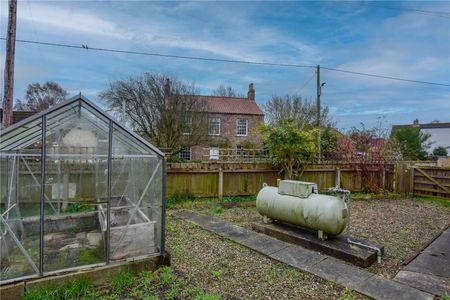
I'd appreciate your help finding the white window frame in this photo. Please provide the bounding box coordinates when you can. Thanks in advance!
[208,118,220,136]
[182,116,192,135]
[236,119,248,136]
[179,147,191,161]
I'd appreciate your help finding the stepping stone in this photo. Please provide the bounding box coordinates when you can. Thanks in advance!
[270,245,326,269]
[356,275,434,300]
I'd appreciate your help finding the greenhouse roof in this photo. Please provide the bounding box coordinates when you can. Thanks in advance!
[0,94,164,157]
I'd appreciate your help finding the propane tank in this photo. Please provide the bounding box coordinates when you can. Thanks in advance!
[256,180,348,239]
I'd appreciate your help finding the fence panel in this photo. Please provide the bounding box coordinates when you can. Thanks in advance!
[413,166,450,198]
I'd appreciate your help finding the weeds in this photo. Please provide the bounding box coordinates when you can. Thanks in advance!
[195,293,221,300]
[24,277,96,300]
[339,288,355,300]
[110,271,134,292]
[213,207,224,214]
[211,270,222,279]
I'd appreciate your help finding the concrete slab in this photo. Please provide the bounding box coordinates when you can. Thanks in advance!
[235,233,290,255]
[252,222,382,267]
[307,257,374,289]
[356,275,435,300]
[404,251,450,278]
[395,270,450,296]
[270,245,326,269]
[395,227,450,296]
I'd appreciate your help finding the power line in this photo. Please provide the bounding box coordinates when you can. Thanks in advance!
[320,66,450,87]
[2,37,450,88]
[338,1,450,19]
[297,71,316,94]
[4,38,315,69]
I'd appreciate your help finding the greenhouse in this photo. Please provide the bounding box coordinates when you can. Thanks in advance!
[0,95,165,284]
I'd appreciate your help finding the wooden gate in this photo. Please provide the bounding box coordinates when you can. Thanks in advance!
[411,166,450,198]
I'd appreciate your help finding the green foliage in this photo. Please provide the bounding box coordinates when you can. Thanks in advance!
[110,271,134,292]
[158,266,176,285]
[442,292,450,300]
[240,140,256,149]
[64,202,93,214]
[24,266,221,299]
[320,127,340,158]
[219,138,232,149]
[211,270,223,278]
[261,118,317,179]
[220,195,256,203]
[79,247,103,265]
[433,146,448,157]
[213,206,224,214]
[195,293,222,300]
[339,288,355,300]
[412,195,450,208]
[392,127,431,160]
[167,192,196,208]
[24,277,95,300]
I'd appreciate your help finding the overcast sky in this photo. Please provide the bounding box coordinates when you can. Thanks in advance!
[1,1,449,130]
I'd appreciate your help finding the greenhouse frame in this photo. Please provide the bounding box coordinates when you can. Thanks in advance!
[0,95,166,284]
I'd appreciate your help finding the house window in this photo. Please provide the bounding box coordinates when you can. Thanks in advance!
[182,117,192,135]
[209,118,220,135]
[236,119,248,136]
[236,145,243,156]
[179,147,191,161]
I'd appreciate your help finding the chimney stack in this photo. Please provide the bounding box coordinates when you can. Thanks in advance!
[248,83,255,101]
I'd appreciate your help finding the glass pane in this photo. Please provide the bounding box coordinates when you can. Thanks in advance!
[43,105,109,272]
[1,153,40,282]
[109,125,162,260]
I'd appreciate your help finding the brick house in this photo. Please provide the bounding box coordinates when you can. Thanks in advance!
[180,83,265,161]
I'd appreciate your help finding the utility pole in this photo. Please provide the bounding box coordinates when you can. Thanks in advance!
[2,0,17,128]
[316,64,321,162]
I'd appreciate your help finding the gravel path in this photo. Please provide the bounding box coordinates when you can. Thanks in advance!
[166,214,369,299]
[198,198,450,279]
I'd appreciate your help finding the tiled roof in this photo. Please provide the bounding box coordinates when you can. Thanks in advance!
[0,109,37,125]
[197,95,264,116]
[392,122,450,130]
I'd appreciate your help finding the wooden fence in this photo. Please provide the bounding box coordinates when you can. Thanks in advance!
[166,162,395,197]
[395,163,450,198]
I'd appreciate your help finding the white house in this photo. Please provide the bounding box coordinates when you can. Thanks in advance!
[392,119,450,153]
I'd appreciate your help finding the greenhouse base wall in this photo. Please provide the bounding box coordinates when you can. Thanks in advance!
[0,251,171,300]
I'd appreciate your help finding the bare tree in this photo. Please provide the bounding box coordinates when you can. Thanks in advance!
[263,95,334,128]
[99,73,208,155]
[14,81,67,111]
[212,85,244,97]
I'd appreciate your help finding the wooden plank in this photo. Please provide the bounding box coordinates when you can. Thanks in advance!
[414,187,450,196]
[414,167,450,194]
[414,181,450,188]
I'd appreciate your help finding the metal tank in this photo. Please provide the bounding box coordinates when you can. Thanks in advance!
[256,180,348,239]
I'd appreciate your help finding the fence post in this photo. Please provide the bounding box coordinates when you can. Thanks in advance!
[381,165,386,190]
[409,164,414,195]
[335,167,341,188]
[218,167,223,200]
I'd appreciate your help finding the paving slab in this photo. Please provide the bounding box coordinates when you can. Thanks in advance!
[356,275,434,300]
[306,257,375,289]
[252,222,382,267]
[395,227,450,296]
[270,245,326,269]
[174,211,434,300]
[395,270,450,296]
